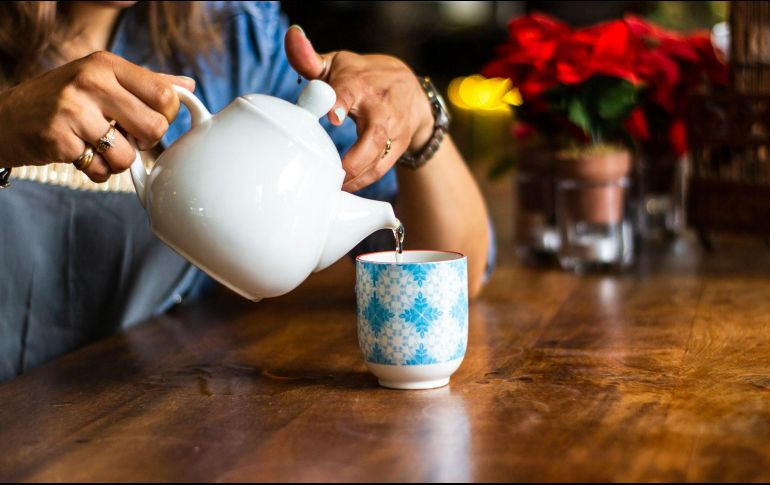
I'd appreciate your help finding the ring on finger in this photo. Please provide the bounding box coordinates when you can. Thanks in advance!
[381,137,393,159]
[72,146,95,171]
[96,126,117,154]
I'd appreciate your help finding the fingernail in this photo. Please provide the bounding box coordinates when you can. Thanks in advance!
[334,107,346,123]
[175,75,195,85]
[290,24,305,36]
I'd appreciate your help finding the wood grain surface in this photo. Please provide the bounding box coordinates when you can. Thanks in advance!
[1,233,769,482]
[2,168,770,482]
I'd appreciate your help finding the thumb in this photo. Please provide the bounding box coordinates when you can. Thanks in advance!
[285,25,327,79]
[159,74,196,93]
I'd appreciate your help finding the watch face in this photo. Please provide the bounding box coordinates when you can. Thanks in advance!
[424,79,451,126]
[436,91,451,124]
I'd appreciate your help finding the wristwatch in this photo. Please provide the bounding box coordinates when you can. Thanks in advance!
[397,76,451,169]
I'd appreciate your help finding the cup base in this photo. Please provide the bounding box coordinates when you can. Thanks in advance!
[378,377,450,390]
[365,358,463,390]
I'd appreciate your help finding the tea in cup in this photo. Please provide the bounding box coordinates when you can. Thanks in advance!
[355,250,468,389]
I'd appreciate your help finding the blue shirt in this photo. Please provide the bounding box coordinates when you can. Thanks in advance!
[110,1,494,312]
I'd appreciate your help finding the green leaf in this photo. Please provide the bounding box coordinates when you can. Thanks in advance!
[596,79,636,120]
[567,97,591,134]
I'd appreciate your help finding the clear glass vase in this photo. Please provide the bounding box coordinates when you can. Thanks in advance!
[634,154,688,239]
[555,149,634,273]
[513,150,559,264]
[556,178,633,272]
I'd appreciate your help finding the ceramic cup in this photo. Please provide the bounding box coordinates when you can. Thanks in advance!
[355,250,468,390]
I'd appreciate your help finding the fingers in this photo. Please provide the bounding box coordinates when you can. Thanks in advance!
[157,73,196,93]
[81,152,113,183]
[65,137,113,184]
[36,119,111,182]
[284,25,330,80]
[108,54,181,122]
[72,114,135,174]
[328,84,356,126]
[341,117,406,192]
[94,87,170,151]
[75,52,188,151]
[79,52,181,124]
[285,28,358,127]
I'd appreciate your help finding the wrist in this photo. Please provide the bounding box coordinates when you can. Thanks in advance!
[408,100,435,153]
[398,76,450,170]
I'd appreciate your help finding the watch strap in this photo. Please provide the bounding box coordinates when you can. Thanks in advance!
[397,76,450,170]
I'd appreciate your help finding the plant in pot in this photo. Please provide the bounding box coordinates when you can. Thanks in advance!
[622,16,728,239]
[484,14,642,271]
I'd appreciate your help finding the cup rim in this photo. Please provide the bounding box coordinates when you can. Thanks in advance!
[356,249,466,265]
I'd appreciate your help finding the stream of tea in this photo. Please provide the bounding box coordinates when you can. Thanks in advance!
[393,222,405,262]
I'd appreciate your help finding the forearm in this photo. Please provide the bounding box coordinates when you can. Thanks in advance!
[394,136,490,298]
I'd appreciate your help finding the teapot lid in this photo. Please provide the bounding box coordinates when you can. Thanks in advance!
[240,80,342,169]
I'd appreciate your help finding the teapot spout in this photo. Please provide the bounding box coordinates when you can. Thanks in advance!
[315,191,400,272]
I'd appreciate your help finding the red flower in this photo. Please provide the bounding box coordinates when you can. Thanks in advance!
[555,20,639,85]
[624,15,680,45]
[669,119,688,157]
[625,107,649,141]
[504,13,570,68]
[635,43,682,113]
[624,14,728,116]
[512,121,537,141]
[621,14,728,156]
[483,12,727,155]
[689,34,729,86]
[483,13,570,99]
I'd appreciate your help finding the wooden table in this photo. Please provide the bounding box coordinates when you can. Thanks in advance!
[1,234,770,482]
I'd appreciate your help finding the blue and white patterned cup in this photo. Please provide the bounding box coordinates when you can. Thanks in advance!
[355,250,468,390]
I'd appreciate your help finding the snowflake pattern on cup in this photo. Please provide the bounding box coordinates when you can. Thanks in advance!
[400,292,441,337]
[356,255,468,366]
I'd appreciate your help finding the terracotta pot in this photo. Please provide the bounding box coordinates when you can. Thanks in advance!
[556,148,632,225]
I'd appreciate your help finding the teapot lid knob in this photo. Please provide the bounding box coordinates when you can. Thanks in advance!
[297,80,336,119]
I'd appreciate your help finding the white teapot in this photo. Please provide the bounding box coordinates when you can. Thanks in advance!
[129,80,400,301]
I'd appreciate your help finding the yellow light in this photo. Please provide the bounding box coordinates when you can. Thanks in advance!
[447,75,521,112]
[502,88,522,106]
[448,76,470,110]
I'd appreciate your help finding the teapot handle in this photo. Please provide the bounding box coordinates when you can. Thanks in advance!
[130,85,212,207]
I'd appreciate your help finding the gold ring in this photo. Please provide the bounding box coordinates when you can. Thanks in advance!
[96,126,116,154]
[73,146,94,171]
[381,137,392,159]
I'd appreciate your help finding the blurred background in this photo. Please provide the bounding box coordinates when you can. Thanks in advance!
[282,1,735,270]
[282,1,726,161]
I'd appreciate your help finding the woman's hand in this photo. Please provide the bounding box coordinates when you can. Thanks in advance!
[285,26,434,192]
[285,26,492,296]
[0,51,194,183]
